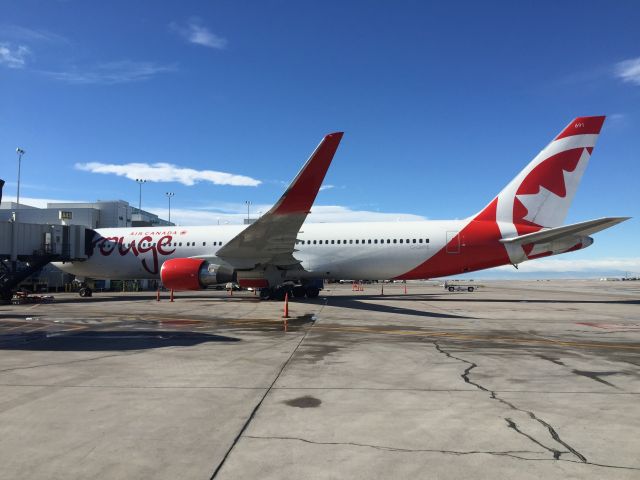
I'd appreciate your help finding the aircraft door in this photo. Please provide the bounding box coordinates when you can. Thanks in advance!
[446,231,460,254]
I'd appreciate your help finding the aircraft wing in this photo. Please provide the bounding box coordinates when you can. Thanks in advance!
[499,217,630,246]
[215,132,343,269]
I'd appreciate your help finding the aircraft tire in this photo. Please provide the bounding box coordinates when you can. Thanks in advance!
[305,286,320,298]
[448,286,455,292]
[292,286,307,298]
[259,288,272,300]
[467,287,474,292]
[79,287,93,297]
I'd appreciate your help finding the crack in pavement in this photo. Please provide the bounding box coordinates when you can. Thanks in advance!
[0,350,145,374]
[244,434,543,460]
[433,341,587,463]
[505,418,566,459]
[243,435,640,471]
[209,299,328,479]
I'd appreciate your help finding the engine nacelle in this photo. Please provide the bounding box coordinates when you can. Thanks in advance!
[160,258,234,291]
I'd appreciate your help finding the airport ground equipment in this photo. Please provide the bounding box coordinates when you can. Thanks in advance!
[11,291,55,305]
[443,280,481,292]
[0,220,88,303]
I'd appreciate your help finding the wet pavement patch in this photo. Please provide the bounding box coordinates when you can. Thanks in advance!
[284,395,322,408]
[0,330,239,351]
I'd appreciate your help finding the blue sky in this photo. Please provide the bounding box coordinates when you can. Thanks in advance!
[1,1,639,274]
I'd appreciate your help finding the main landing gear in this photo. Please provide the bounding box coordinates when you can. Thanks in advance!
[259,285,320,300]
[78,286,93,297]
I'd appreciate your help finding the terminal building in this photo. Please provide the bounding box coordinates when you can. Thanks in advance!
[0,200,173,229]
[0,199,174,293]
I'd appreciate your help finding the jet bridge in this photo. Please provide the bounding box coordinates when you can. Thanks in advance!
[0,218,89,303]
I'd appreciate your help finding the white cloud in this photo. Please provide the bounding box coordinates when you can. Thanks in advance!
[75,162,261,187]
[0,42,30,68]
[171,19,227,49]
[44,61,176,85]
[319,184,335,191]
[1,196,78,208]
[144,203,426,226]
[614,57,640,86]
[493,257,640,273]
[308,206,425,223]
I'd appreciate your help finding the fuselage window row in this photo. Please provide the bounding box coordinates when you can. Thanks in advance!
[295,238,429,245]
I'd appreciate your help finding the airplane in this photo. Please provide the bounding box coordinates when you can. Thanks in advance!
[55,116,629,300]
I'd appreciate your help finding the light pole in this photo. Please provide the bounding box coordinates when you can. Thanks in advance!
[135,179,146,211]
[165,192,175,224]
[16,148,25,210]
[245,200,252,222]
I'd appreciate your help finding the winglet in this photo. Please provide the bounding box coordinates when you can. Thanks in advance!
[270,132,343,215]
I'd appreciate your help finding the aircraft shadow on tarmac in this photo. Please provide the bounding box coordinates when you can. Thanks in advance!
[309,295,476,320]
[324,293,640,306]
[0,330,240,351]
[45,293,247,304]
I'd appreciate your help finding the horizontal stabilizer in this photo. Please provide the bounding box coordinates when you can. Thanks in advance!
[500,217,630,245]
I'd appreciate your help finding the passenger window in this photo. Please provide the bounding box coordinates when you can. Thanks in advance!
[400,239,403,243]
[349,240,353,244]
[393,239,397,244]
[331,240,335,244]
[179,242,182,246]
[412,239,416,243]
[374,239,378,244]
[419,239,423,243]
[337,240,341,244]
[367,239,371,244]
[203,242,206,246]
[426,239,429,243]
[356,240,359,244]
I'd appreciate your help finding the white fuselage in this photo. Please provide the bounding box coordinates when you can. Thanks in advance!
[54,220,468,281]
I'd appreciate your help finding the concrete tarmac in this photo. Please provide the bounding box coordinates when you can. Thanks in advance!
[0,280,638,479]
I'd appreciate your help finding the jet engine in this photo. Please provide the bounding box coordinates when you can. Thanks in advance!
[160,258,234,291]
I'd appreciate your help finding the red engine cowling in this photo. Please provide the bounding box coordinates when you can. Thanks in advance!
[160,258,234,291]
